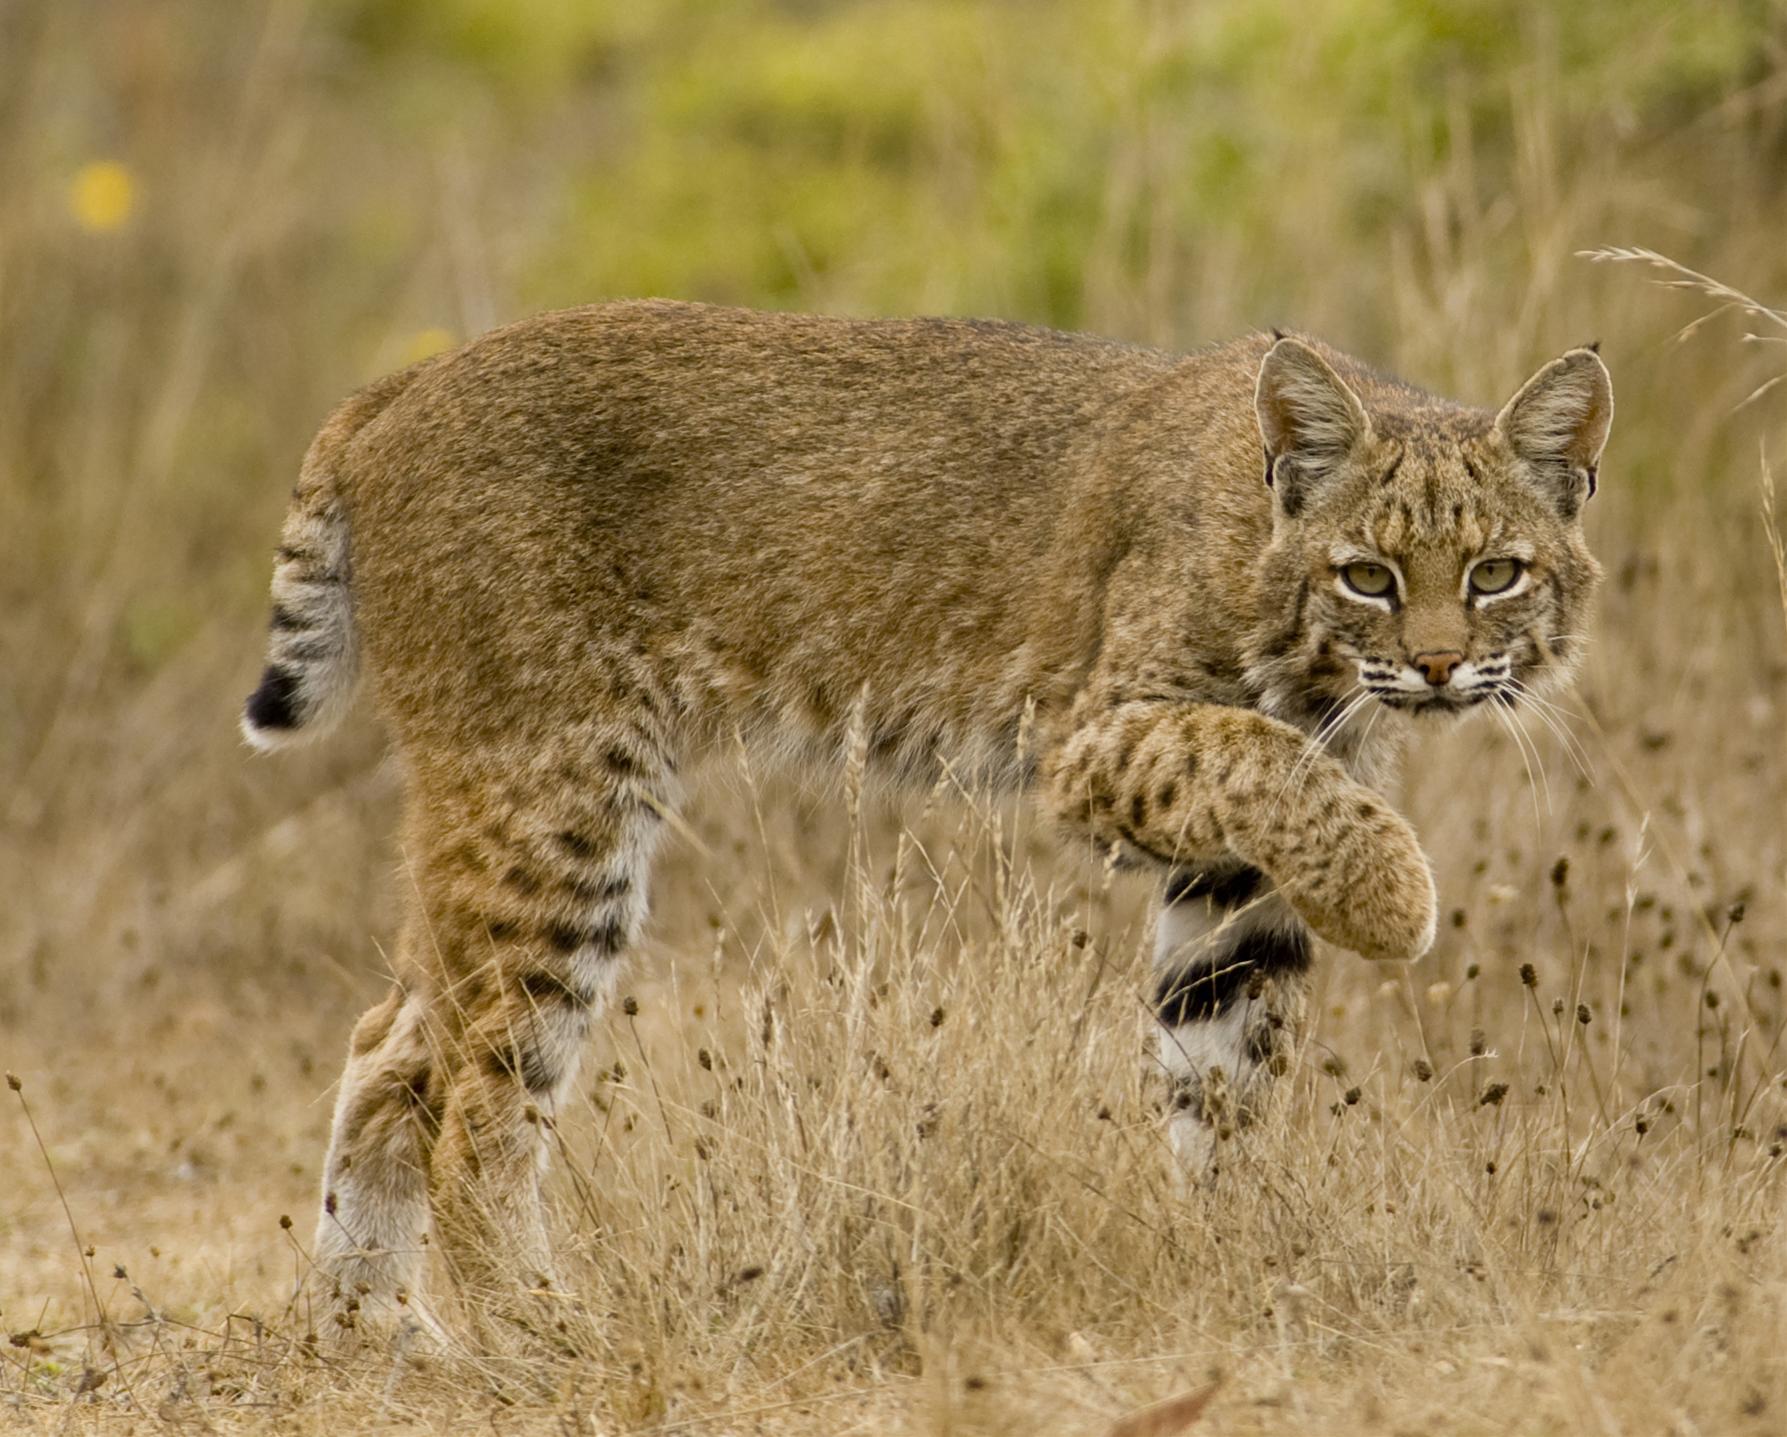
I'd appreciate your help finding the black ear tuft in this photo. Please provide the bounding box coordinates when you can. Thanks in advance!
[1583,339,1601,354]
[1269,326,1287,342]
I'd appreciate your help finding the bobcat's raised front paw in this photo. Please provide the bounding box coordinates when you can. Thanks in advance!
[1280,794,1437,963]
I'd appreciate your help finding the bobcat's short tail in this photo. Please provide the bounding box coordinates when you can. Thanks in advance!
[241,364,429,751]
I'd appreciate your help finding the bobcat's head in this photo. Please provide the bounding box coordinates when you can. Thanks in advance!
[1247,335,1612,729]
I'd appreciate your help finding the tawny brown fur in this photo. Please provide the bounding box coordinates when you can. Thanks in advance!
[243,301,1611,1341]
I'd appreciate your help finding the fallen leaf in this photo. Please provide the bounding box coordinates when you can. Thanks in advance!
[1104,1380,1220,1437]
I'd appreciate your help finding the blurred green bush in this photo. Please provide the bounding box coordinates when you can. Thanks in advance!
[315,0,1778,330]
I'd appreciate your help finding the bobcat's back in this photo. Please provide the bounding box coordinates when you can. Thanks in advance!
[292,302,1255,779]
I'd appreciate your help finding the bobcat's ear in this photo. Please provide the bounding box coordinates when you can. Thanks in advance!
[1255,336,1371,516]
[1493,347,1613,516]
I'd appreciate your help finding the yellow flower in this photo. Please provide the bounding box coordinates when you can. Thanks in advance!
[70,161,136,232]
[401,327,457,364]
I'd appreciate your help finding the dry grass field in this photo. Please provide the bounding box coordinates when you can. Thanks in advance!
[4,2,1787,1432]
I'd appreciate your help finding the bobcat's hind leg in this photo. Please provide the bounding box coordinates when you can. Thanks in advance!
[314,973,446,1343]
[409,750,668,1344]
[1151,864,1310,1178]
[315,721,673,1350]
[414,734,671,1348]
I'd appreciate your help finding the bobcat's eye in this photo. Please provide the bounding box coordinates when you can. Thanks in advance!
[1341,561,1395,598]
[1469,558,1523,595]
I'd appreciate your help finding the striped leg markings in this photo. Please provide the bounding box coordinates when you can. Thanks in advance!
[1152,863,1311,1177]
[313,721,677,1339]
[312,978,446,1339]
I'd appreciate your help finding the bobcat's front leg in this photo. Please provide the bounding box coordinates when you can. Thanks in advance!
[1041,701,1436,963]
[1150,864,1311,1178]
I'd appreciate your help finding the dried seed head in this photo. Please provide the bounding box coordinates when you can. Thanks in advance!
[1551,856,1570,889]
[1520,963,1538,988]
[622,995,640,1016]
[278,1214,292,1230]
[1411,1058,1435,1082]
[1577,1003,1592,1025]
[1479,1082,1510,1107]
[1469,1028,1486,1056]
[1728,902,1747,924]
[4,1072,19,1092]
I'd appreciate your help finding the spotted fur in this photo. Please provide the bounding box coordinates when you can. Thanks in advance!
[241,303,1610,1336]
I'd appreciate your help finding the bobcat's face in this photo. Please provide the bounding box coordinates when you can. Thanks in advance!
[1249,337,1612,728]
[1299,434,1601,717]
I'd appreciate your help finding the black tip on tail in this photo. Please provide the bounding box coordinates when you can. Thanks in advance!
[245,665,301,730]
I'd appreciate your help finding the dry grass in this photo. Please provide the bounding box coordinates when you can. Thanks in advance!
[4,2,1787,1432]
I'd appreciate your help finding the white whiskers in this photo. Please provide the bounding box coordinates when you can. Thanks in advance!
[1261,685,1378,833]
[1489,692,1548,828]
[1502,677,1595,781]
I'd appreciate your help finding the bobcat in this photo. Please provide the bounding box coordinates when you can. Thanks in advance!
[242,302,1611,1341]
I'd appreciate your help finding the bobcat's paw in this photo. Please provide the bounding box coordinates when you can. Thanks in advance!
[1283,793,1438,963]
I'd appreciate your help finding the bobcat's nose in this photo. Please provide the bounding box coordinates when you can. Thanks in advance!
[1412,651,1464,686]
